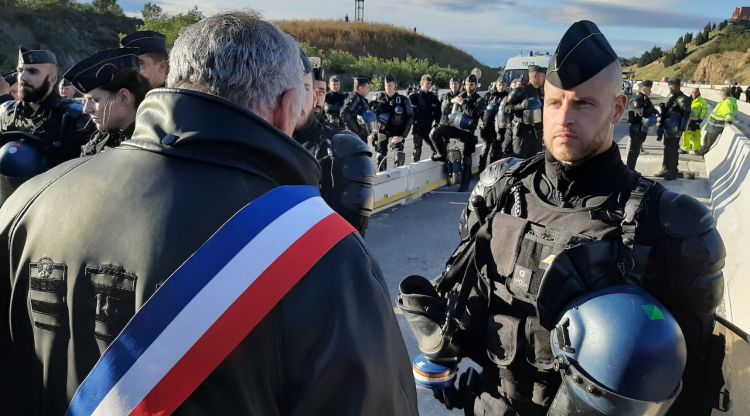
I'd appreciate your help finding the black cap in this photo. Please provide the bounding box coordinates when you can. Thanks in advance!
[421,74,432,82]
[465,74,477,83]
[309,57,324,81]
[528,64,545,73]
[354,75,372,85]
[121,30,167,55]
[641,80,653,88]
[329,75,339,83]
[63,48,139,93]
[384,73,397,84]
[449,77,460,83]
[3,72,17,86]
[18,46,57,65]
[547,20,618,89]
[667,78,681,86]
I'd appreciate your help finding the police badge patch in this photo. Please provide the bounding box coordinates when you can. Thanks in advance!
[85,264,137,347]
[29,257,68,331]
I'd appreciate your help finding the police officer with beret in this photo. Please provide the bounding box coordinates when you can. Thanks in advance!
[324,75,347,127]
[478,79,509,171]
[0,46,94,205]
[340,75,374,142]
[370,74,414,171]
[655,79,691,180]
[0,72,18,104]
[121,30,169,89]
[431,74,483,192]
[626,79,657,171]
[294,52,376,236]
[409,73,441,162]
[399,20,723,416]
[503,65,545,159]
[63,48,151,156]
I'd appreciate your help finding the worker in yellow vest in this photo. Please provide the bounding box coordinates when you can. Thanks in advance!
[681,88,708,153]
[700,86,738,155]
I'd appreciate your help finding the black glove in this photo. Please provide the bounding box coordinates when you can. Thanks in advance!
[521,98,533,109]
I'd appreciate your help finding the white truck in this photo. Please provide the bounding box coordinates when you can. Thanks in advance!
[500,52,553,85]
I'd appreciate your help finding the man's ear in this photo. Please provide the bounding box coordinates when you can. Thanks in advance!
[611,94,628,124]
[272,87,301,136]
[159,60,169,76]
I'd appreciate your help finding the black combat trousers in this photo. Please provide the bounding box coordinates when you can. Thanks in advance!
[662,133,680,177]
[432,125,478,191]
[479,124,503,172]
[626,124,646,171]
[373,135,405,172]
[412,123,437,162]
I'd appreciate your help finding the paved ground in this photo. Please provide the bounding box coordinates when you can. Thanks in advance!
[364,93,713,415]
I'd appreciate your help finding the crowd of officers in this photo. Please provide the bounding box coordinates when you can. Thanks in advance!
[326,65,547,191]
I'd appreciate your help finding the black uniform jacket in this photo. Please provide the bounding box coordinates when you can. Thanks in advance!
[0,88,418,416]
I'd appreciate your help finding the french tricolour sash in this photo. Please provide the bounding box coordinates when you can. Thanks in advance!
[66,185,355,416]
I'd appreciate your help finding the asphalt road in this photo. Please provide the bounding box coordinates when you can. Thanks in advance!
[364,92,712,415]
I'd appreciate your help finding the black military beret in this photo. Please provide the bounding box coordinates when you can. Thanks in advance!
[3,72,17,86]
[421,74,432,82]
[309,57,324,81]
[449,77,460,83]
[121,30,167,55]
[667,78,681,86]
[354,75,372,85]
[329,75,339,83]
[63,48,139,94]
[465,74,477,83]
[547,20,618,89]
[384,73,397,85]
[18,46,57,65]
[641,80,653,88]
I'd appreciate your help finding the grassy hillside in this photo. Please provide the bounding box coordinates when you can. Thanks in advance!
[0,5,140,72]
[277,20,496,84]
[629,20,750,84]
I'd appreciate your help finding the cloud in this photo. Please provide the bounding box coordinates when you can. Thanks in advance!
[533,0,720,29]
[406,0,515,12]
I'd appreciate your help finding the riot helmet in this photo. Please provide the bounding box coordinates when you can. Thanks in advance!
[548,285,686,416]
[0,133,50,180]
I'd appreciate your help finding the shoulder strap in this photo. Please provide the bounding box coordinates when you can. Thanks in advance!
[66,185,354,416]
[620,175,656,248]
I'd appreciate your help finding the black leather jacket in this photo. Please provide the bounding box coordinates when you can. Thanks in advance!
[0,89,417,416]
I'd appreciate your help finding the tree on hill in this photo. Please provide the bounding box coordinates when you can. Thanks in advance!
[694,31,706,46]
[637,46,663,67]
[138,4,203,49]
[719,20,728,30]
[712,22,717,31]
[91,0,123,15]
[685,32,693,44]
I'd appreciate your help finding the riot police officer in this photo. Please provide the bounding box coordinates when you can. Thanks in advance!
[0,47,94,205]
[399,20,723,416]
[370,74,414,171]
[121,30,169,89]
[656,79,691,180]
[436,77,462,137]
[63,48,151,156]
[340,75,373,142]
[409,74,441,162]
[431,74,484,192]
[478,79,508,171]
[1,72,18,104]
[324,75,347,127]
[626,79,657,171]
[503,65,545,158]
[294,52,375,236]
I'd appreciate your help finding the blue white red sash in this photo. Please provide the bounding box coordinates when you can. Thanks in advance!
[66,185,355,416]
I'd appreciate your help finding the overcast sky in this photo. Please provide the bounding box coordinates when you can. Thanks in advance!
[115,0,736,67]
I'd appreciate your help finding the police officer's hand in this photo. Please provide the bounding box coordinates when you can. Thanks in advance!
[521,98,533,109]
[433,367,483,411]
[451,97,465,105]
[368,134,376,145]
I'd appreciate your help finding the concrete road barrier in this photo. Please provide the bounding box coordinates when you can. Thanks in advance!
[704,125,750,331]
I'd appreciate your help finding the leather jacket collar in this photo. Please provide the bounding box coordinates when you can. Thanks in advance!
[122,88,321,186]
